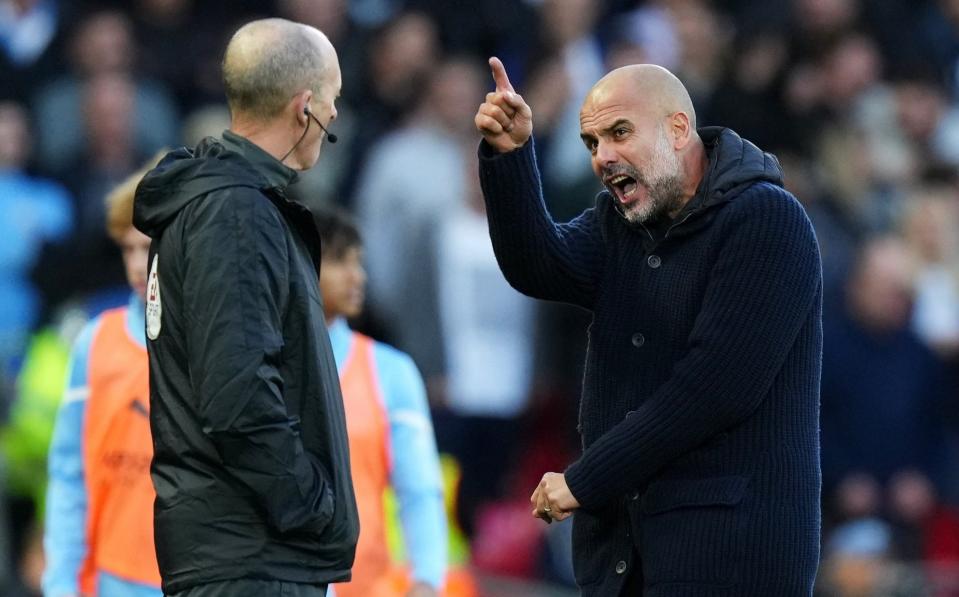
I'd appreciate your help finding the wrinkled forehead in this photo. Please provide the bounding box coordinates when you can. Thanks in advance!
[579,79,657,132]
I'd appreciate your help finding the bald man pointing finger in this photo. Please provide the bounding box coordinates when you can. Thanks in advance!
[134,19,358,597]
[477,60,822,595]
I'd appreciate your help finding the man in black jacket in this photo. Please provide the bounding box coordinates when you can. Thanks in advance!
[133,18,357,597]
[475,60,822,595]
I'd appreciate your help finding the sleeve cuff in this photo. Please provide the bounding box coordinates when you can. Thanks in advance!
[565,458,607,511]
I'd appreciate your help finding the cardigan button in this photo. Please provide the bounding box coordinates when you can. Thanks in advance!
[631,332,645,347]
[647,254,662,268]
[615,560,628,574]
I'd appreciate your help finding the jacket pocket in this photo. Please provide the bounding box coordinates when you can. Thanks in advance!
[641,475,748,515]
[638,476,749,586]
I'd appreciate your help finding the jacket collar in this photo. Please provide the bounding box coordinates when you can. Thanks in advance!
[221,130,299,191]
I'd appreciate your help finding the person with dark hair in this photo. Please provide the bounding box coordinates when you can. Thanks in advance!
[476,59,822,595]
[312,208,452,597]
[132,18,357,597]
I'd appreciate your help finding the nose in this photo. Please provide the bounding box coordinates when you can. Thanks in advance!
[594,139,618,167]
[353,264,367,286]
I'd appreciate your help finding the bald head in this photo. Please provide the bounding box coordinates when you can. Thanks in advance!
[578,64,706,225]
[585,64,696,129]
[223,18,337,121]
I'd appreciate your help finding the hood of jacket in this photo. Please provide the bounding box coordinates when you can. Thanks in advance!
[134,133,296,239]
[696,126,783,207]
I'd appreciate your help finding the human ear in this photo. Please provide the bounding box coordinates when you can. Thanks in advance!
[670,112,692,150]
[294,90,313,125]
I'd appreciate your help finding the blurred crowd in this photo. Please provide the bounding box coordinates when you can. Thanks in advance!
[3,0,959,595]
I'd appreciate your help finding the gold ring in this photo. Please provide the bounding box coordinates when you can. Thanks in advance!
[543,506,552,513]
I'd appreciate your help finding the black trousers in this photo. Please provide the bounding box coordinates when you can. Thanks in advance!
[166,579,328,597]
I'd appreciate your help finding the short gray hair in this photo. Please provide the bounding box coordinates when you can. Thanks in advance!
[222,19,328,121]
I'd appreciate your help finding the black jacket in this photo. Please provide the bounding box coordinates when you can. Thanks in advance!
[134,131,359,593]
[479,128,822,596]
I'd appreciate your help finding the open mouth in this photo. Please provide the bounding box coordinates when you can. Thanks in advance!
[606,173,639,204]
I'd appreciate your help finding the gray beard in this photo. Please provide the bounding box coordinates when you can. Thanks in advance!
[621,173,686,225]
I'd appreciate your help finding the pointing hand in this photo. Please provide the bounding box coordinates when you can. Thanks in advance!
[475,57,533,153]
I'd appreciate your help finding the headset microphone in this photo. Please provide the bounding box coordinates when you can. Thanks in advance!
[280,106,338,163]
[304,107,337,143]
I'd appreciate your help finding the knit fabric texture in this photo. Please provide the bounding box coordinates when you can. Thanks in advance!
[478,128,823,596]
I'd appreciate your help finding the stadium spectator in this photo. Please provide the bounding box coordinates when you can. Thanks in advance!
[0,0,68,103]
[0,101,71,382]
[356,56,485,384]
[821,237,951,492]
[31,9,178,174]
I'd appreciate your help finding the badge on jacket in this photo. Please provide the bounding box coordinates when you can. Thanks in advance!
[147,254,162,340]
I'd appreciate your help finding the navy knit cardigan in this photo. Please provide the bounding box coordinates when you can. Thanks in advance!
[478,128,823,596]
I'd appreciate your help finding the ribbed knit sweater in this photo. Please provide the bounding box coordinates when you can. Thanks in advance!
[479,128,823,596]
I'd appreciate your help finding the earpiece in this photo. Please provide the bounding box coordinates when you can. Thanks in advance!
[281,105,337,161]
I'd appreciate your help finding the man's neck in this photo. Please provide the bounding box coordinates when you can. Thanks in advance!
[683,140,708,204]
[230,120,296,169]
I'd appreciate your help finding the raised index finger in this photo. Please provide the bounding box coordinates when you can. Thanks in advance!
[489,56,514,93]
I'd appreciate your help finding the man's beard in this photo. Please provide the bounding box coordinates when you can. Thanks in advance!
[611,133,686,225]
[621,174,685,225]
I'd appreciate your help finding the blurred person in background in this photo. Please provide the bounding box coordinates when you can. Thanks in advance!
[918,0,959,100]
[408,0,534,59]
[887,470,959,583]
[0,0,69,102]
[431,151,536,540]
[607,1,682,74]
[129,0,228,115]
[0,101,72,386]
[902,187,959,361]
[1,301,88,597]
[129,0,194,110]
[31,8,178,174]
[64,74,143,243]
[789,0,861,62]
[818,518,930,597]
[803,33,891,229]
[345,10,439,201]
[887,69,959,177]
[665,0,728,113]
[708,28,794,154]
[356,56,484,388]
[357,56,536,539]
[477,58,822,595]
[313,209,447,597]
[42,158,161,597]
[831,473,884,527]
[34,73,145,318]
[278,0,362,210]
[132,18,357,597]
[521,0,604,222]
[821,237,952,495]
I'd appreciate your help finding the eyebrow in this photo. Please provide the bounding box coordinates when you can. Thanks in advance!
[602,119,632,135]
[581,118,633,143]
